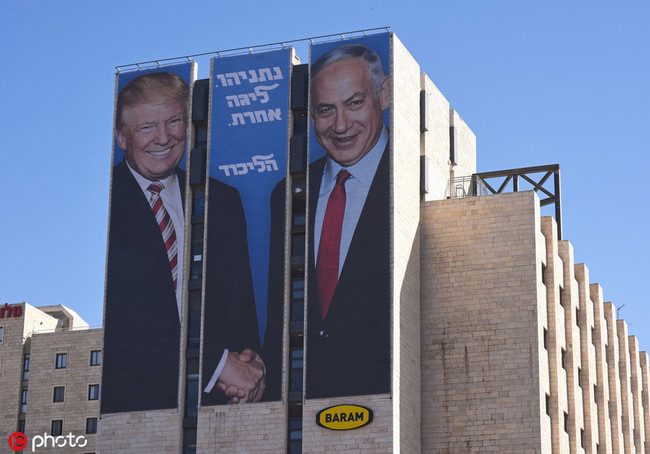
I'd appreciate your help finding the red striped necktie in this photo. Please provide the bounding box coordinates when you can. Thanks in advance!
[316,169,351,320]
[147,182,178,291]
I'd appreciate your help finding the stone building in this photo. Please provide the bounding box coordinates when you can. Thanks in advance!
[2,30,648,453]
[0,303,102,453]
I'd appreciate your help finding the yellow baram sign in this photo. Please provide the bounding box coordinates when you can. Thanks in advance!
[316,405,373,430]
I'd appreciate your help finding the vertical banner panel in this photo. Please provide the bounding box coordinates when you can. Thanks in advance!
[306,33,391,399]
[103,62,193,414]
[202,48,291,405]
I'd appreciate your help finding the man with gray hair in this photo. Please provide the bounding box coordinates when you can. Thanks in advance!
[306,43,391,398]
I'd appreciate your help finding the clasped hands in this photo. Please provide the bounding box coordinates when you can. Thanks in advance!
[216,349,266,404]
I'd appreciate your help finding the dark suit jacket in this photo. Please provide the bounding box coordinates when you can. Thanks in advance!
[102,161,259,413]
[305,145,391,399]
[264,144,391,400]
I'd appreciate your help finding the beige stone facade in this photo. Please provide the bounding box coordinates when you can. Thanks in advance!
[0,303,101,453]
[420,191,649,453]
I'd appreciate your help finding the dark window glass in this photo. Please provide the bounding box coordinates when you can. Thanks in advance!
[85,418,97,434]
[20,389,27,414]
[291,233,305,257]
[289,349,304,393]
[23,354,30,381]
[56,353,67,369]
[51,420,63,436]
[0,326,3,343]
[88,385,99,401]
[192,190,205,216]
[90,350,101,366]
[53,386,65,402]
[185,375,199,418]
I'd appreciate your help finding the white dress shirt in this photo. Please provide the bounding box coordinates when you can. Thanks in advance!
[127,163,185,318]
[314,127,388,275]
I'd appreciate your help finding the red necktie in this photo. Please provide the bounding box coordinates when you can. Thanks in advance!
[316,170,351,320]
[147,182,178,291]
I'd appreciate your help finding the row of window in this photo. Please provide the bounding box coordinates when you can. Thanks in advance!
[21,350,101,379]
[50,418,97,436]
[55,351,102,369]
[53,384,100,402]
[19,385,99,413]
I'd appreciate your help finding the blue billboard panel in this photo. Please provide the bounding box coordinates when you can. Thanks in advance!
[202,48,292,405]
[103,62,193,413]
[306,33,392,399]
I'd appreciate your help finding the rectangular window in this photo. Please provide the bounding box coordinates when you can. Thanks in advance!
[55,353,67,369]
[0,326,4,343]
[20,389,27,414]
[289,348,304,393]
[543,328,548,350]
[53,386,65,403]
[51,420,63,436]
[88,384,100,401]
[563,412,569,434]
[23,354,30,381]
[90,350,101,366]
[561,348,567,370]
[86,417,97,434]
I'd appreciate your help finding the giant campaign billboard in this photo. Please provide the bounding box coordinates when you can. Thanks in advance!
[202,48,292,405]
[305,33,392,399]
[103,34,391,412]
[103,62,194,413]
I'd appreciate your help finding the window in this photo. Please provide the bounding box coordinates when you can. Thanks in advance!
[88,384,100,401]
[85,418,97,434]
[561,348,567,370]
[51,420,63,436]
[0,326,3,343]
[581,428,585,448]
[18,420,25,433]
[53,386,65,403]
[563,411,569,434]
[23,354,30,381]
[56,353,67,369]
[543,328,548,350]
[90,350,101,366]
[289,348,304,393]
[20,389,28,414]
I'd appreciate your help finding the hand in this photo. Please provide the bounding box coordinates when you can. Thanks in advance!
[216,349,266,404]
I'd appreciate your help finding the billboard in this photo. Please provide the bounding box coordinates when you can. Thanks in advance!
[103,62,194,413]
[201,48,292,405]
[305,33,391,399]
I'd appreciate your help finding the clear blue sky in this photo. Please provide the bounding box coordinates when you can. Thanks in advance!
[1,1,648,352]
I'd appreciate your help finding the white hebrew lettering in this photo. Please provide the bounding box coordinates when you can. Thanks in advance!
[267,108,282,121]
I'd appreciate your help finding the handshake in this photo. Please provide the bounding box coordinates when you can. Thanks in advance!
[216,349,266,403]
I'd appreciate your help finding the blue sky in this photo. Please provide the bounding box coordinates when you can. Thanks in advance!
[1,1,648,352]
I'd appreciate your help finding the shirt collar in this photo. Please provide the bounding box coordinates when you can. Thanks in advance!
[321,126,388,194]
[126,160,178,196]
